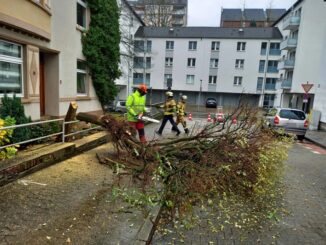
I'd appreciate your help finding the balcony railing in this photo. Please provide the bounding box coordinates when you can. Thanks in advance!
[260,49,267,55]
[280,38,298,50]
[133,78,150,87]
[267,66,278,73]
[278,59,295,70]
[257,82,263,91]
[281,79,292,89]
[133,63,151,69]
[265,83,276,91]
[283,16,301,30]
[269,49,281,56]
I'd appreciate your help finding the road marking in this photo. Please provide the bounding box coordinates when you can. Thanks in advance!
[18,179,47,186]
[312,151,321,155]
[297,141,326,155]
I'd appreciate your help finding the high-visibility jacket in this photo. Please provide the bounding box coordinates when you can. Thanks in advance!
[177,101,186,116]
[126,90,146,122]
[164,98,176,115]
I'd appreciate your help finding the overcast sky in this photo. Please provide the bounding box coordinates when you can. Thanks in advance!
[188,0,297,26]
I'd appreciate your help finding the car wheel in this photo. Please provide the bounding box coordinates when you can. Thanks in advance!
[297,135,305,141]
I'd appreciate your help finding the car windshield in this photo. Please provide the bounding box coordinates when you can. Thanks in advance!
[207,99,216,102]
[279,109,305,120]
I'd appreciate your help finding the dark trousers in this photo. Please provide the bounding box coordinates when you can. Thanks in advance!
[158,115,180,134]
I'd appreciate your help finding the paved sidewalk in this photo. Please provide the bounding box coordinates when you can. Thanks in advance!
[305,130,326,149]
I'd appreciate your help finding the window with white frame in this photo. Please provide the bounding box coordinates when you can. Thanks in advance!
[188,41,197,51]
[187,58,196,67]
[77,0,87,28]
[208,76,217,85]
[186,75,195,84]
[0,40,23,96]
[164,74,172,87]
[235,59,244,69]
[211,41,220,51]
[165,57,173,67]
[166,41,174,50]
[210,58,218,68]
[233,76,242,86]
[236,42,246,51]
[77,60,87,95]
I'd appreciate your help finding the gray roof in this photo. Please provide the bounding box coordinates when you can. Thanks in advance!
[221,8,286,23]
[135,26,283,39]
[243,9,265,21]
[266,9,287,21]
[220,9,242,21]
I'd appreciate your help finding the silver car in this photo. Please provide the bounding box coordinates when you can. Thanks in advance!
[265,108,308,140]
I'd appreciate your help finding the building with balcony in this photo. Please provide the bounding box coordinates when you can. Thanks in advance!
[133,26,282,108]
[0,0,143,120]
[273,0,326,127]
[127,0,188,27]
[220,8,286,28]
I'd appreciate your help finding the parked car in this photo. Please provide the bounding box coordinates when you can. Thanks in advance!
[114,100,127,113]
[265,108,308,140]
[206,98,217,108]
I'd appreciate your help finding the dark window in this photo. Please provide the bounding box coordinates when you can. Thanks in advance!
[280,110,305,120]
[77,1,86,28]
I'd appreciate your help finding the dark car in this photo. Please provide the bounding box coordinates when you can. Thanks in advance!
[206,98,217,108]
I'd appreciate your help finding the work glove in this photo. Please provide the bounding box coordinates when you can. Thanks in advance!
[184,112,187,116]
[137,113,143,120]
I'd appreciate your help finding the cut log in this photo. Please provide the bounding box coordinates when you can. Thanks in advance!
[76,112,105,127]
[64,102,78,141]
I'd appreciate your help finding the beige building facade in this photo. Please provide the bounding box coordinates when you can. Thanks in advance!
[0,0,103,120]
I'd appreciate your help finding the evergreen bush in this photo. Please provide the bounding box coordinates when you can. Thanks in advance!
[0,95,32,144]
[82,0,121,106]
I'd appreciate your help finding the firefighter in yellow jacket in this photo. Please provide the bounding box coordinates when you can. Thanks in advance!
[174,95,189,134]
[156,91,181,136]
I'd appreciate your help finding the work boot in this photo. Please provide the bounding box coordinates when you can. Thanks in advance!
[176,131,181,136]
[155,130,162,136]
[184,128,189,134]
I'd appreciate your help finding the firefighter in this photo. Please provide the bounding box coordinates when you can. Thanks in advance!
[126,84,147,143]
[175,95,189,134]
[156,91,181,136]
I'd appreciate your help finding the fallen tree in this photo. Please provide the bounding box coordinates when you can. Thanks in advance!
[77,101,292,229]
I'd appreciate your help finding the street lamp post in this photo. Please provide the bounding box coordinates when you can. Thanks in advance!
[198,79,202,112]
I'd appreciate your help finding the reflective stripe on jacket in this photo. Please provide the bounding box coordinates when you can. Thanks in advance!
[164,99,176,115]
[177,101,186,116]
[126,90,146,122]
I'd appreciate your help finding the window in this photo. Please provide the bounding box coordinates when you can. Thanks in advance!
[0,40,23,96]
[267,60,278,73]
[166,41,174,50]
[164,74,172,87]
[269,43,281,55]
[165,57,173,67]
[77,0,87,28]
[211,41,220,51]
[257,77,263,90]
[237,42,246,51]
[188,41,197,51]
[146,40,152,52]
[259,60,265,73]
[235,59,244,69]
[263,94,275,108]
[210,59,219,68]
[208,76,217,85]
[77,60,87,95]
[133,57,143,68]
[187,58,196,67]
[261,42,267,55]
[265,78,277,90]
[279,109,305,120]
[134,40,144,52]
[233,76,242,86]
[186,75,195,84]
[133,73,150,86]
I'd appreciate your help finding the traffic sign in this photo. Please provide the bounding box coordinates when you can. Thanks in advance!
[301,83,313,93]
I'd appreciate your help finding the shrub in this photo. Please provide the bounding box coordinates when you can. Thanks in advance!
[0,116,18,160]
[0,95,32,144]
[30,121,61,143]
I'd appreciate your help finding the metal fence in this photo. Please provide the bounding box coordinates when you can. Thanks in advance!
[0,118,102,150]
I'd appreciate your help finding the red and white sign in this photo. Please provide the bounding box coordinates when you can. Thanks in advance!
[301,83,314,93]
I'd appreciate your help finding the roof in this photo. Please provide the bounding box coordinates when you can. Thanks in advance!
[221,8,286,23]
[134,26,283,39]
[243,9,265,21]
[273,0,303,26]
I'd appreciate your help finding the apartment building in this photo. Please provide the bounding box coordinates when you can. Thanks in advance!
[133,26,282,107]
[220,8,286,28]
[127,0,188,27]
[273,0,326,127]
[0,0,142,120]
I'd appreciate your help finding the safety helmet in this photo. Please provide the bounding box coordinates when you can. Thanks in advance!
[166,91,173,97]
[181,95,187,100]
[138,84,147,94]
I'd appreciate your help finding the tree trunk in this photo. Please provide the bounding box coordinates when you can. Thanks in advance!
[76,112,105,127]
[64,102,78,141]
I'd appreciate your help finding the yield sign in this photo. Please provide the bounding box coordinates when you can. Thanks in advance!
[301,83,314,93]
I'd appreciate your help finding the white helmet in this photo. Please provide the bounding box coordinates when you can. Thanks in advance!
[181,95,187,100]
[166,91,173,97]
